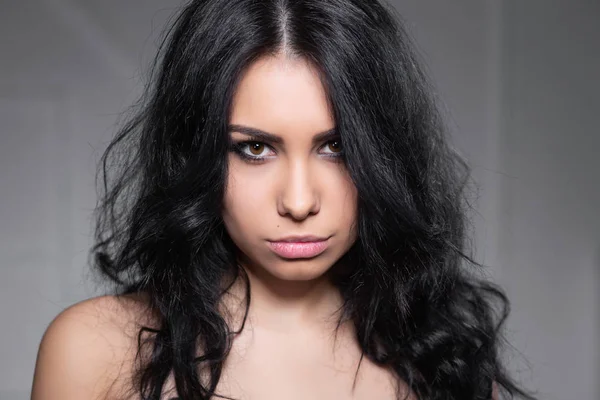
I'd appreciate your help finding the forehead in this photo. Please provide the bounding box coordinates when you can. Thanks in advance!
[229,55,334,139]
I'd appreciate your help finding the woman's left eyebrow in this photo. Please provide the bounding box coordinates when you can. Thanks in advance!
[227,124,337,144]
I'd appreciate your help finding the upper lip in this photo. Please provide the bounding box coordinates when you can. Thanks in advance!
[270,235,329,243]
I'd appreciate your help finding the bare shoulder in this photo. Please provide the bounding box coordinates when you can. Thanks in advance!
[32,293,156,400]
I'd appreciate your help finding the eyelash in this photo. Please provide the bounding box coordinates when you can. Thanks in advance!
[229,140,344,164]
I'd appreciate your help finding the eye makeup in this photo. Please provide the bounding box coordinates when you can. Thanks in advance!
[229,138,344,164]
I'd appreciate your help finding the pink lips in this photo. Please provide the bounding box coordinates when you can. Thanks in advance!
[267,236,329,259]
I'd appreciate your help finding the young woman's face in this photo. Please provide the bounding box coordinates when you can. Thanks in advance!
[223,55,358,282]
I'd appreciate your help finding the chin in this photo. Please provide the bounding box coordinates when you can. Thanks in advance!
[257,257,335,282]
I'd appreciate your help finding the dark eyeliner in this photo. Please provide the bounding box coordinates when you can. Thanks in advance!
[228,138,344,163]
[229,140,272,163]
[319,138,344,161]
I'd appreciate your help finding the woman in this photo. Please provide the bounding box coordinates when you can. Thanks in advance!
[32,0,536,399]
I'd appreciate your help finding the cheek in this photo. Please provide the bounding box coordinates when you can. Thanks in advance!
[324,169,359,239]
[342,178,358,214]
[222,163,270,239]
[331,170,358,213]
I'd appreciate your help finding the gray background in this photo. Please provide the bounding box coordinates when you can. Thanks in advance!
[1,1,598,399]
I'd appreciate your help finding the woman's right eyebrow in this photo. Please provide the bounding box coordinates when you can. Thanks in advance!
[228,124,283,144]
[227,124,337,145]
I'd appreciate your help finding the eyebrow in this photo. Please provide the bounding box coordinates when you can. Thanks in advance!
[227,124,338,145]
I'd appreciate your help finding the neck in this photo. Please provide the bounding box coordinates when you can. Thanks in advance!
[220,263,346,335]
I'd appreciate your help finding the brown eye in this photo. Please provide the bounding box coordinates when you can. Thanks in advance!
[327,140,342,153]
[249,142,265,155]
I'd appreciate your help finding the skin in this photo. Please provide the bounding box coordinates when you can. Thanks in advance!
[221,54,358,333]
[30,54,412,399]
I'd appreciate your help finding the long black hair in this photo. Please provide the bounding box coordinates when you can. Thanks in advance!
[93,0,537,399]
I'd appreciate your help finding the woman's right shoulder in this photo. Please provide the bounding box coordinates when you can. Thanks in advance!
[31,293,158,400]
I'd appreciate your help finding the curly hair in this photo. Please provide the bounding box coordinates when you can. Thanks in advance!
[92,0,537,399]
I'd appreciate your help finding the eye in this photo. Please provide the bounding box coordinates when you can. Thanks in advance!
[238,141,275,157]
[320,139,343,154]
[247,142,268,156]
[230,140,276,163]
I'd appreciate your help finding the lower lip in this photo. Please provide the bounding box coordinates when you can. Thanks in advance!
[267,239,329,259]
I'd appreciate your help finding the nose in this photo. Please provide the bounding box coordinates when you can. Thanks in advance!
[277,160,320,221]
